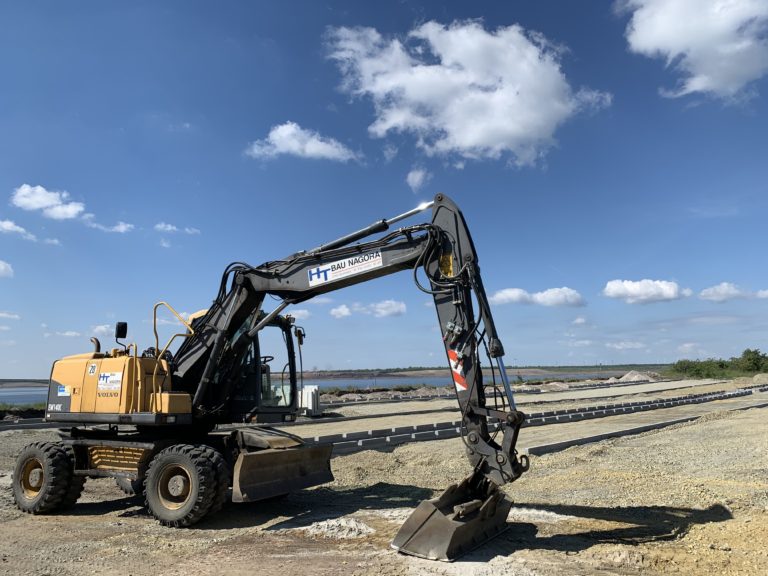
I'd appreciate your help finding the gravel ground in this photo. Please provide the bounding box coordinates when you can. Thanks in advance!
[0,392,766,575]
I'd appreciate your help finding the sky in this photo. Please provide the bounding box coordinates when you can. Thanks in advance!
[2,0,768,378]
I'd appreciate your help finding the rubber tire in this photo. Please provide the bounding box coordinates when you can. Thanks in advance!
[115,476,143,497]
[60,475,86,509]
[144,444,216,527]
[59,445,85,509]
[208,448,230,516]
[12,442,75,514]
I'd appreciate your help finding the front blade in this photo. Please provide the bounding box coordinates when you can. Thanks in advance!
[232,443,334,502]
[391,476,512,561]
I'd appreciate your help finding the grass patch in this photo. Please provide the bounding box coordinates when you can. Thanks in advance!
[0,402,46,411]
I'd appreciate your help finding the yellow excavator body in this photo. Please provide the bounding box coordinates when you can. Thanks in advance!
[48,351,190,416]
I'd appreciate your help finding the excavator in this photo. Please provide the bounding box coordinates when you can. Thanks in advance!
[12,193,528,561]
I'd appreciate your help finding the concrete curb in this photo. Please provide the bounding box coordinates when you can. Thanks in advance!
[524,399,768,456]
[308,387,760,447]
[313,388,768,456]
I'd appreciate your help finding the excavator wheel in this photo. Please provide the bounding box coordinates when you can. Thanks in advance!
[144,444,217,527]
[208,448,230,516]
[115,476,144,497]
[12,441,76,514]
[59,445,86,509]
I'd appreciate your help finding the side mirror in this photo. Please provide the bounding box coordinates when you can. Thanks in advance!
[115,322,128,340]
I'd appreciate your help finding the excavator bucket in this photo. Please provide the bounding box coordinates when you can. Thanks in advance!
[230,428,334,502]
[391,474,512,561]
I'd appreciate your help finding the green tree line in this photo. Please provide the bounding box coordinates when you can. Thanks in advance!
[670,349,768,378]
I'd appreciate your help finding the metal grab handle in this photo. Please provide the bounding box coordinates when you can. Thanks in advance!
[150,302,195,412]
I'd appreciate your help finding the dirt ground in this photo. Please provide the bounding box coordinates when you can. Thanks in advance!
[0,404,766,575]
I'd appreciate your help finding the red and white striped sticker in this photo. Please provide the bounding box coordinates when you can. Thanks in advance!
[448,349,467,391]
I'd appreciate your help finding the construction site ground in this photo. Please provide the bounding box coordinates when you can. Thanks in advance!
[0,377,766,575]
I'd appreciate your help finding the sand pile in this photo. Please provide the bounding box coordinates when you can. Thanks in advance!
[618,370,658,383]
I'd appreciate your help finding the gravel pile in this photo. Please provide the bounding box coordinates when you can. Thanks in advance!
[618,370,659,382]
[298,517,375,539]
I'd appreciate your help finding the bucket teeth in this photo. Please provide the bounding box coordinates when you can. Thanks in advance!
[391,474,512,561]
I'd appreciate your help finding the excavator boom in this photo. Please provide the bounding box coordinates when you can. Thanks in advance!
[171,193,529,559]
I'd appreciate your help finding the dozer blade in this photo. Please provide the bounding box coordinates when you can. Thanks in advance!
[391,474,512,561]
[231,429,334,502]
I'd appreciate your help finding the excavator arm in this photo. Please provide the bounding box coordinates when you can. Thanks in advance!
[172,193,528,559]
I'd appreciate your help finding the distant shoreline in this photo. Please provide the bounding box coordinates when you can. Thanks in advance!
[0,365,664,388]
[0,380,48,389]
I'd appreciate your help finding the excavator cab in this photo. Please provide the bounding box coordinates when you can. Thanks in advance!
[229,313,300,423]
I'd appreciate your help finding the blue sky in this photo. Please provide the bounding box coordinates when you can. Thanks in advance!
[2,1,768,377]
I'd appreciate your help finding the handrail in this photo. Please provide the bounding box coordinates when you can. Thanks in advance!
[130,343,139,413]
[151,302,195,413]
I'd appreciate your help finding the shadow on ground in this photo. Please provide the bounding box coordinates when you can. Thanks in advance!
[218,482,433,531]
[462,501,732,562]
[34,481,430,530]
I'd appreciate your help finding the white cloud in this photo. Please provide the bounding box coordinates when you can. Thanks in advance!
[406,168,432,192]
[11,184,85,220]
[602,279,691,304]
[489,288,530,305]
[699,282,747,302]
[245,121,359,162]
[308,296,334,305]
[0,219,36,241]
[532,287,585,307]
[91,324,112,336]
[56,330,81,337]
[155,223,200,235]
[383,144,398,162]
[335,300,408,318]
[606,341,646,350]
[155,222,178,233]
[490,286,585,307]
[572,316,587,325]
[369,299,406,317]
[687,204,740,219]
[0,260,13,278]
[0,311,20,320]
[289,309,311,320]
[159,238,171,249]
[10,185,133,233]
[83,216,134,233]
[327,21,611,165]
[168,121,193,133]
[0,219,59,244]
[151,312,191,327]
[757,289,768,299]
[0,325,10,331]
[330,304,352,318]
[620,0,768,100]
[568,339,593,347]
